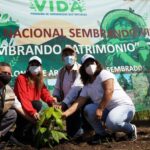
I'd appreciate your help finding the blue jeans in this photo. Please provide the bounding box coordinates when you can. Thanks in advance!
[83,103,135,135]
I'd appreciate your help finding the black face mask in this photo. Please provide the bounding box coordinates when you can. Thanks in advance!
[0,73,11,86]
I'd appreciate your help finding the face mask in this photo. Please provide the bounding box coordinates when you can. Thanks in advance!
[85,64,97,75]
[29,66,41,75]
[64,56,75,66]
[0,73,11,86]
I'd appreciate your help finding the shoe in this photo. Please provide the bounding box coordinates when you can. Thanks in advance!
[89,134,102,145]
[8,135,25,147]
[89,132,113,145]
[0,141,7,149]
[73,128,84,138]
[127,125,137,141]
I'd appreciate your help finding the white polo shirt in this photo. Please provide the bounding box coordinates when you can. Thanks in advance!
[80,70,134,110]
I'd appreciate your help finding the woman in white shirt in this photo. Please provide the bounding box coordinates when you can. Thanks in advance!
[62,54,137,144]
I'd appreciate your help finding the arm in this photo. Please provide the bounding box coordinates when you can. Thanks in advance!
[15,107,36,123]
[96,79,114,119]
[12,97,36,123]
[41,84,56,105]
[63,74,83,107]
[52,73,61,101]
[62,96,87,118]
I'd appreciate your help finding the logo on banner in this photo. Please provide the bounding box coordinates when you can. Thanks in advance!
[29,0,87,16]
[0,13,19,63]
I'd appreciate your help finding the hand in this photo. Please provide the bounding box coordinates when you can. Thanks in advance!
[52,97,58,103]
[33,112,40,120]
[62,111,69,119]
[96,108,103,120]
[49,97,58,107]
[53,103,62,110]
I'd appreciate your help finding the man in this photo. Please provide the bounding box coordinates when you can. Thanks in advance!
[53,46,84,138]
[0,62,23,148]
[0,62,17,145]
[0,62,32,148]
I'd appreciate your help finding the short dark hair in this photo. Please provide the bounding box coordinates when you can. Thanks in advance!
[62,47,76,55]
[0,62,11,68]
[79,59,103,85]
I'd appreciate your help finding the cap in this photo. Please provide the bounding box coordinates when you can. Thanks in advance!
[62,46,76,54]
[81,54,95,64]
[29,56,42,65]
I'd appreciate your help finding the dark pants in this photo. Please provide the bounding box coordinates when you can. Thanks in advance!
[14,100,42,143]
[66,110,82,137]
[64,99,93,138]
[0,109,17,137]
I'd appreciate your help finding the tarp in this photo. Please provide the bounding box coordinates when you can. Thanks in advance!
[0,0,150,111]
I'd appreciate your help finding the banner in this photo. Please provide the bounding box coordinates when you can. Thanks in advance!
[0,0,150,111]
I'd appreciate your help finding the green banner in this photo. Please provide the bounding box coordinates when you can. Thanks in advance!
[0,0,150,111]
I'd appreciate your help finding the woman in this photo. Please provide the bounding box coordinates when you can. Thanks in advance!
[14,56,56,143]
[62,54,137,144]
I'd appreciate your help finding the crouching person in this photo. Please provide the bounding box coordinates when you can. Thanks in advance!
[62,54,137,144]
[13,56,57,144]
[0,62,17,139]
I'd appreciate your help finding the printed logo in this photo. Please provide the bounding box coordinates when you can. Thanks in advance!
[29,0,87,16]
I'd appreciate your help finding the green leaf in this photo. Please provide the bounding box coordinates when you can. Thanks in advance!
[44,138,48,143]
[56,118,64,129]
[52,109,62,120]
[45,107,53,119]
[51,130,68,143]
[38,112,46,127]
[55,107,62,114]
[39,127,47,134]
[51,130,59,143]
[57,131,68,140]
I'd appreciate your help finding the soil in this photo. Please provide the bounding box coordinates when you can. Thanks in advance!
[3,121,150,150]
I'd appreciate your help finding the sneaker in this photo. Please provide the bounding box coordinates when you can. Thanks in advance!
[73,128,84,138]
[128,125,137,141]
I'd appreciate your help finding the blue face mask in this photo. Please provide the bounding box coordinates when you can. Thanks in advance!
[64,56,75,66]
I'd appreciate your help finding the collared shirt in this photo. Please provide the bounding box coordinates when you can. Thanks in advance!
[53,63,83,107]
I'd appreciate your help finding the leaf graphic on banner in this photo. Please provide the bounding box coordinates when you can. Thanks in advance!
[2,14,9,21]
[10,56,19,67]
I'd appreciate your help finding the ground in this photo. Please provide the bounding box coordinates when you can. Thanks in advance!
[3,121,150,150]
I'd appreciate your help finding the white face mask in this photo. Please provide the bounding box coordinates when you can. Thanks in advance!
[29,66,41,75]
[85,64,97,75]
[64,55,75,66]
